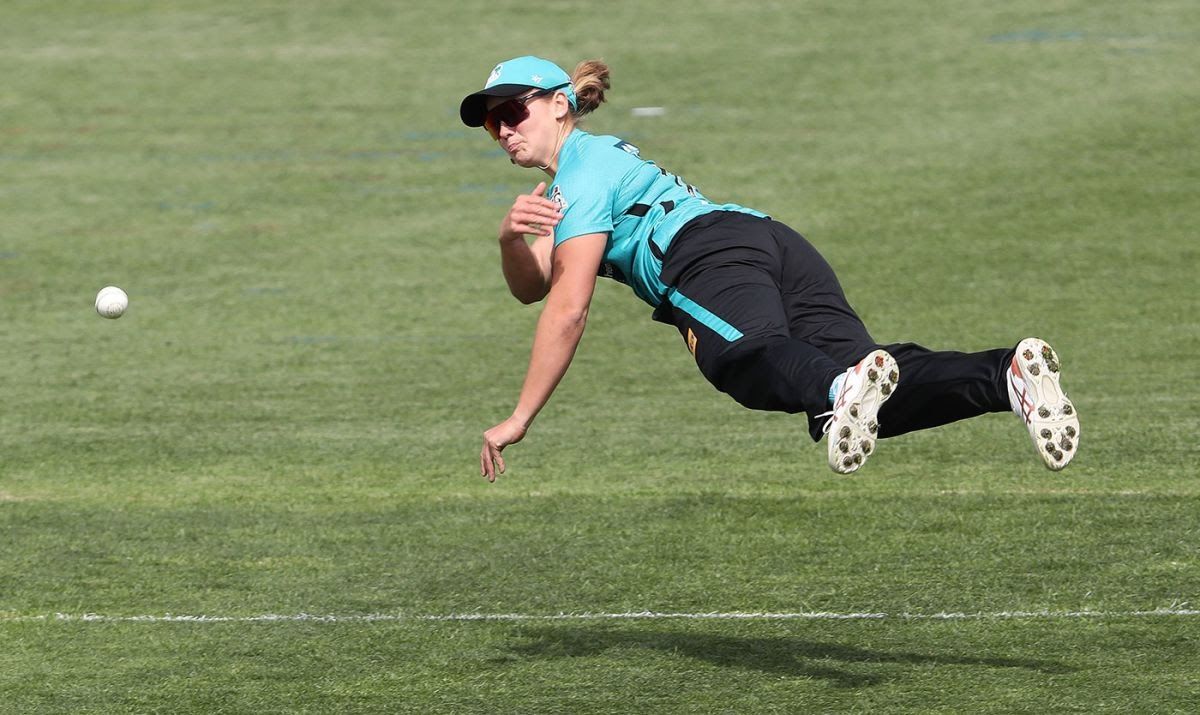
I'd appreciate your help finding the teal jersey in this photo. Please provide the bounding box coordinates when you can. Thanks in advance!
[549,129,765,307]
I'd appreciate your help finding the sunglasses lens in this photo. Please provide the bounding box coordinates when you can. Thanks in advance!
[483,98,531,140]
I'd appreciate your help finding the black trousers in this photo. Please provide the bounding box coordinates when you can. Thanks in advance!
[653,212,1015,441]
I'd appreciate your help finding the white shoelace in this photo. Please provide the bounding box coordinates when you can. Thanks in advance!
[816,410,835,435]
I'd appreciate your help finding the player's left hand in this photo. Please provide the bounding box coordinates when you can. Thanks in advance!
[480,416,528,482]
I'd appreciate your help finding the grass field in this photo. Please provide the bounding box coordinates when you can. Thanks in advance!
[2,0,1198,712]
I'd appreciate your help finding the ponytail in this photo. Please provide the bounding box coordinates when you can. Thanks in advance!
[570,59,610,118]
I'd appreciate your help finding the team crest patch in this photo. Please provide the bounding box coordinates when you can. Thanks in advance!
[549,185,569,211]
[614,140,640,156]
[686,328,698,356]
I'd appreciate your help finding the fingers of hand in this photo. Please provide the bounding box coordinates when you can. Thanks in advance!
[514,199,563,219]
[514,192,563,213]
[481,445,498,482]
[481,435,507,482]
[507,194,563,236]
[531,181,547,196]
[511,209,562,236]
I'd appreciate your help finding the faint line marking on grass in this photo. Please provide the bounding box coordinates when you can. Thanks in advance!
[283,334,502,345]
[988,30,1085,43]
[934,488,1200,497]
[986,30,1164,53]
[5,608,1199,624]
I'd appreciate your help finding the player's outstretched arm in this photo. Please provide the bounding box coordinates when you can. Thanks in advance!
[480,232,606,481]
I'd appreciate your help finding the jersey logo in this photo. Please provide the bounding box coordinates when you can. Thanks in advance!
[614,140,640,156]
[549,185,569,212]
[686,328,699,357]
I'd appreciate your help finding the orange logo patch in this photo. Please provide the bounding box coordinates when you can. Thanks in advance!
[686,328,698,356]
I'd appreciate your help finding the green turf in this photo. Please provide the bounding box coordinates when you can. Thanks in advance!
[2,0,1198,712]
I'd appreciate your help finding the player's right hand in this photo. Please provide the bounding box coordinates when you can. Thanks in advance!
[480,415,529,483]
[499,181,563,242]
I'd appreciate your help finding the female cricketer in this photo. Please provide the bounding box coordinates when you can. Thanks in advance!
[460,56,1079,481]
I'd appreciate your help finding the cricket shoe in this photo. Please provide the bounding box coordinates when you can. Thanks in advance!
[1007,337,1079,471]
[823,349,899,474]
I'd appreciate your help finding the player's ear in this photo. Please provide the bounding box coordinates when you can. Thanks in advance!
[554,93,570,120]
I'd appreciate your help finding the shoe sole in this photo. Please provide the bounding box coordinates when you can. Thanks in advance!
[828,350,899,474]
[1008,338,1079,471]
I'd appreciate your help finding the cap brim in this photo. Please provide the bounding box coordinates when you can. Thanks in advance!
[459,84,535,127]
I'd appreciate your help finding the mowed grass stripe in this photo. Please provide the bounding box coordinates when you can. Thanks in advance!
[2,493,1196,615]
[4,618,1200,713]
[5,608,1200,624]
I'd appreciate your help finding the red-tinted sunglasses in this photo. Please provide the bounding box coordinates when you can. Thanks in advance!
[483,83,569,140]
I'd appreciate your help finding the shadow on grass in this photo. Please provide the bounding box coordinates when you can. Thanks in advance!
[504,626,1075,687]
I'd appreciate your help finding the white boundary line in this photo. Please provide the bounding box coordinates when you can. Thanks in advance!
[2,608,1197,624]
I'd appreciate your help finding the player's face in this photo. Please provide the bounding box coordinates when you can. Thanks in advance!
[484,90,566,168]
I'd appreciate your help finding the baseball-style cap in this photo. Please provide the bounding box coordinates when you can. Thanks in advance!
[459,56,578,127]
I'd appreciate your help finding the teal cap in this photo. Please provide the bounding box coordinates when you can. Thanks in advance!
[459,56,577,127]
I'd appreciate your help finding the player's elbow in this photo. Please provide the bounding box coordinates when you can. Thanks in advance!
[547,303,589,332]
[564,305,589,328]
[512,283,550,305]
[508,271,551,304]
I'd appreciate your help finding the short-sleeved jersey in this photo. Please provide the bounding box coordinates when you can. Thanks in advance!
[549,129,765,307]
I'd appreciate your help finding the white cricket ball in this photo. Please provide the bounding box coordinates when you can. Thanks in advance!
[95,285,129,319]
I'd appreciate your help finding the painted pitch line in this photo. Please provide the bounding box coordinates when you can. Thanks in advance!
[1,608,1197,624]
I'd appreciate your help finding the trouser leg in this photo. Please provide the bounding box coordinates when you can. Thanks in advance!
[660,213,1019,442]
[657,216,843,421]
[763,219,1018,438]
[873,344,1015,437]
[661,280,844,421]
